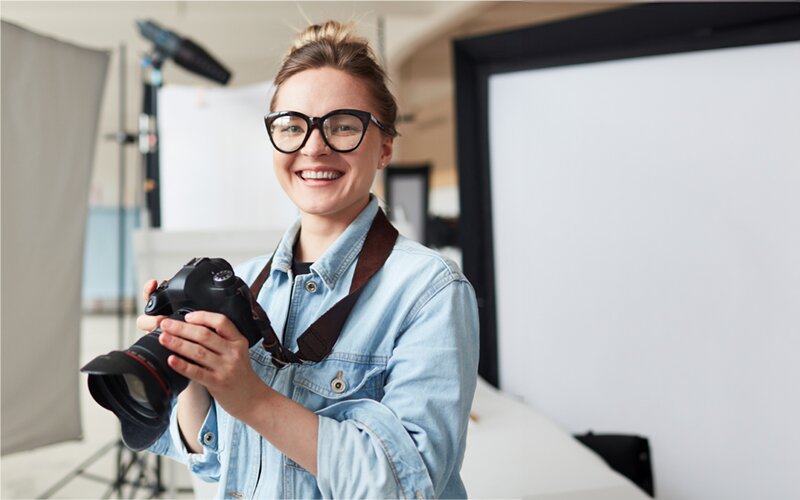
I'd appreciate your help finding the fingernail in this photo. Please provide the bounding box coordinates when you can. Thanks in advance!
[161,319,172,328]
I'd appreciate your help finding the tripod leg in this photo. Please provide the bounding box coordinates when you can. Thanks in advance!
[36,439,118,498]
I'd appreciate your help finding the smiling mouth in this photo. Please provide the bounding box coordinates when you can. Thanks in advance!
[297,170,343,181]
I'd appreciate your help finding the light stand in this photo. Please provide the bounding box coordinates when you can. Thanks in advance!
[140,51,163,228]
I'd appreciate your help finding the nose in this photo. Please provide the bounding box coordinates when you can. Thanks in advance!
[300,126,329,157]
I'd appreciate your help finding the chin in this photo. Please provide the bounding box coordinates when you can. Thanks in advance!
[293,196,342,215]
[294,195,367,220]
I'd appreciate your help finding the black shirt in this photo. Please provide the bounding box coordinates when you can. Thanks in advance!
[291,259,312,276]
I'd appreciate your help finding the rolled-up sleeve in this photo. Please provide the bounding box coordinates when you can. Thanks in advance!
[315,277,480,498]
[147,398,222,482]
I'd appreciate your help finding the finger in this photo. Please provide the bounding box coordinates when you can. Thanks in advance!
[184,311,246,342]
[160,318,226,354]
[159,329,220,368]
[136,314,166,333]
[142,279,159,302]
[167,355,210,385]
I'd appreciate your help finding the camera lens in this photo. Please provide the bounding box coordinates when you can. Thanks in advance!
[122,373,153,411]
[100,374,158,421]
[81,331,189,451]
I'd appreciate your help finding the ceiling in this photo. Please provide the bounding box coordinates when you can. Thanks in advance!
[1,1,486,86]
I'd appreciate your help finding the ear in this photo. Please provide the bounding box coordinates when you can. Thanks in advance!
[378,135,394,171]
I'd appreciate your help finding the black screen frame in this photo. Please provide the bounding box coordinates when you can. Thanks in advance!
[453,2,800,387]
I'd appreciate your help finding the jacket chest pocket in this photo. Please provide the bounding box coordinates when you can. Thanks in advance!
[291,356,385,412]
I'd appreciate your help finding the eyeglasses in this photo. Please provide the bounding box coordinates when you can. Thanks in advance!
[264,109,389,154]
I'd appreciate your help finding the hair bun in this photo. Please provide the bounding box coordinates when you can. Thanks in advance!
[292,20,367,52]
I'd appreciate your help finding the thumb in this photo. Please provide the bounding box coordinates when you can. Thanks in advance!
[143,279,159,302]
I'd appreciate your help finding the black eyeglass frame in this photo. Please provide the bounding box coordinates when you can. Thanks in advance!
[264,108,389,154]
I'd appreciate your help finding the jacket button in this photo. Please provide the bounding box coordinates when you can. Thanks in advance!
[202,432,215,445]
[305,281,317,293]
[331,371,347,393]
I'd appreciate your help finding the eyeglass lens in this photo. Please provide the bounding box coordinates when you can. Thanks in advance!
[270,113,366,153]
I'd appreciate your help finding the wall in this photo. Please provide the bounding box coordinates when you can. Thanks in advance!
[82,207,139,310]
[393,2,623,196]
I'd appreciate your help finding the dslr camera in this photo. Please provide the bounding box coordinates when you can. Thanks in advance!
[81,257,268,451]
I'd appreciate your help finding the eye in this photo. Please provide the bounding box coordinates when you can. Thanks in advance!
[333,124,359,133]
[281,125,304,134]
[272,120,305,136]
[327,116,363,136]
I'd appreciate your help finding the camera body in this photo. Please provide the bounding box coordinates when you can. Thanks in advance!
[145,256,266,347]
[81,257,268,451]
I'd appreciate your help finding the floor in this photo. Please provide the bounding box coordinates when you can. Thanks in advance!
[1,315,196,499]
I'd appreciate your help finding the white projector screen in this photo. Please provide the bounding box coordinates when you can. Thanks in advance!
[159,81,298,232]
[489,41,800,500]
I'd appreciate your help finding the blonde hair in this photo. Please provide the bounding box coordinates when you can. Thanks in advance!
[271,20,398,137]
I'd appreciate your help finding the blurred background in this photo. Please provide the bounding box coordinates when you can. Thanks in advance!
[2,2,798,499]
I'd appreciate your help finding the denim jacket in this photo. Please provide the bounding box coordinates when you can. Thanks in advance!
[148,197,480,499]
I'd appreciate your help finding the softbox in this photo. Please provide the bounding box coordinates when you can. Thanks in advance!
[1,21,109,455]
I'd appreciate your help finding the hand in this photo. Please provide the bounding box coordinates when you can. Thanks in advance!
[136,279,166,333]
[158,311,263,420]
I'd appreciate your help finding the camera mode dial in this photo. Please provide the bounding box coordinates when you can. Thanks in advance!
[213,269,236,287]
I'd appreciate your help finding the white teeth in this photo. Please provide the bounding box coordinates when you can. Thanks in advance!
[300,170,342,180]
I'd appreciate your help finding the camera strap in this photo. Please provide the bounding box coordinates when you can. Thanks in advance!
[249,207,398,368]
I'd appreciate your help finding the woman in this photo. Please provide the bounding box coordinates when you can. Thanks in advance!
[141,21,479,499]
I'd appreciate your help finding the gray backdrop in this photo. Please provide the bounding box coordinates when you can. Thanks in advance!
[1,21,109,455]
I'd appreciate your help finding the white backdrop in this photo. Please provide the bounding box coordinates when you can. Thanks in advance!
[1,21,109,455]
[159,81,297,231]
[489,41,800,500]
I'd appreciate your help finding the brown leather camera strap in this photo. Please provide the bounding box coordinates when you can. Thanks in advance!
[248,208,398,367]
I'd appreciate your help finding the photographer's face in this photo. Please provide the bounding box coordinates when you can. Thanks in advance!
[271,67,393,225]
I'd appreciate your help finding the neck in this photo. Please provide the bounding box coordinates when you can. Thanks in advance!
[294,197,370,262]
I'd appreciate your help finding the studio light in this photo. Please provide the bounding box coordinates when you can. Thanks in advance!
[136,19,231,84]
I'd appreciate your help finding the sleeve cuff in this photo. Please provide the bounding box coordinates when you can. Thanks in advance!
[187,402,220,479]
[316,399,435,499]
[149,398,220,481]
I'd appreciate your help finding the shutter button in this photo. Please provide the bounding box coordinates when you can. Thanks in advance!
[331,371,346,393]
[305,281,318,293]
[202,432,215,446]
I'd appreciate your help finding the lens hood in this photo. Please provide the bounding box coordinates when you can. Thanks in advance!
[82,351,171,451]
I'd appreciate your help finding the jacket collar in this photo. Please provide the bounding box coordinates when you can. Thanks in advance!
[270,196,380,290]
